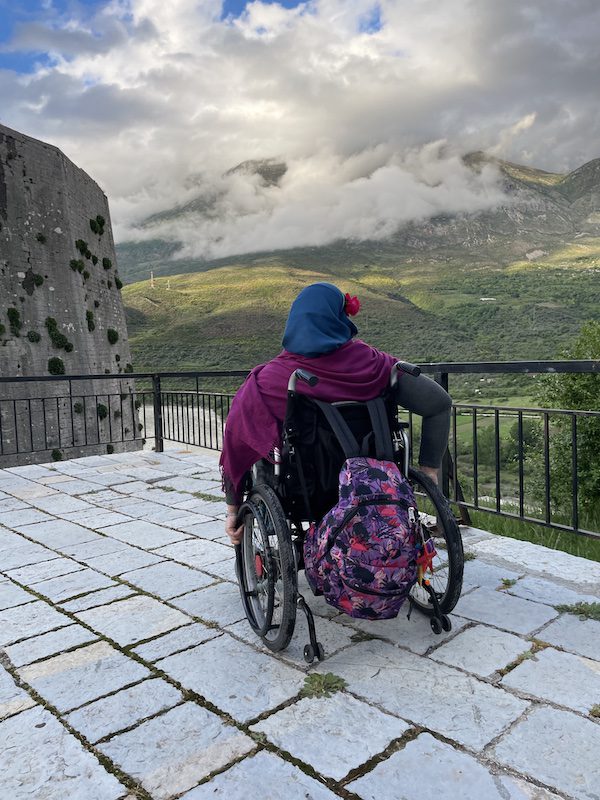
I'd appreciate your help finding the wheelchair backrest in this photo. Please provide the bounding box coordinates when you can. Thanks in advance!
[279,389,400,522]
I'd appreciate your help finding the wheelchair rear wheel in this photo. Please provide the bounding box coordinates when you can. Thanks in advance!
[236,484,297,652]
[407,467,464,615]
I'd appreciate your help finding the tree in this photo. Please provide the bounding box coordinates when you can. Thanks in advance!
[535,321,600,517]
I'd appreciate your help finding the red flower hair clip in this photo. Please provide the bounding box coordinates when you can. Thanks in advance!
[344,293,361,316]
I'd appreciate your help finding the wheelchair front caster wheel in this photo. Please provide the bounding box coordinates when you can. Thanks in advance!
[430,617,443,635]
[304,642,326,664]
[441,615,452,632]
[304,644,315,663]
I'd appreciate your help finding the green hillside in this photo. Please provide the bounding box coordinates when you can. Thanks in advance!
[123,245,600,399]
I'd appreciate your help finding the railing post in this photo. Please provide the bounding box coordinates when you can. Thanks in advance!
[152,374,164,452]
[435,372,451,498]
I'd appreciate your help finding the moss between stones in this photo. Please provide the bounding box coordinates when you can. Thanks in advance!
[7,307,22,336]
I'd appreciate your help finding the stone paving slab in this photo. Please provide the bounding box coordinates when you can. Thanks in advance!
[319,639,529,751]
[336,608,468,655]
[0,507,54,527]
[0,705,126,800]
[429,624,531,678]
[0,579,35,610]
[0,664,36,720]
[76,595,191,647]
[18,640,151,712]
[170,581,246,626]
[66,677,183,743]
[347,732,529,800]
[153,537,232,568]
[120,560,216,599]
[537,613,600,661]
[84,545,165,576]
[227,613,356,667]
[98,520,191,549]
[4,623,98,667]
[33,567,117,602]
[98,702,255,800]
[156,635,307,723]
[61,585,137,612]
[5,555,85,585]
[490,706,600,799]
[454,587,559,634]
[0,599,72,646]
[471,537,600,589]
[501,647,600,713]
[506,575,599,607]
[462,558,523,591]
[132,622,220,662]
[15,519,101,549]
[0,540,58,570]
[252,692,410,781]
[180,750,341,799]
[63,509,134,528]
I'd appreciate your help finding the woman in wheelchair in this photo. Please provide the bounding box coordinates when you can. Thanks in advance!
[220,282,463,660]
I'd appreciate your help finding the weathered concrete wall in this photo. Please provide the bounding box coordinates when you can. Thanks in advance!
[0,124,142,464]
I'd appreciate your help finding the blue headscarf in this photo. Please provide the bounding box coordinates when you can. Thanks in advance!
[282,283,358,357]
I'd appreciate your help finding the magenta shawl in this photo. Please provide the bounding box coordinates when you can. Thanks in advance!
[220,339,397,503]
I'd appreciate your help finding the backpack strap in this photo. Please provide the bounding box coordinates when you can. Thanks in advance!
[365,398,395,461]
[313,400,360,459]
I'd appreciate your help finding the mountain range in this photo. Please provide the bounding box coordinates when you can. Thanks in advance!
[119,153,600,389]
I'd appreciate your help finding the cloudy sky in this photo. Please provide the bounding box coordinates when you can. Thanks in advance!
[1,0,599,257]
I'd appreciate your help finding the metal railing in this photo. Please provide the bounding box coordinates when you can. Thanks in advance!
[1,361,598,539]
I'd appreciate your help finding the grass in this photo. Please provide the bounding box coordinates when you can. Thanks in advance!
[590,705,600,718]
[300,673,347,699]
[554,602,600,621]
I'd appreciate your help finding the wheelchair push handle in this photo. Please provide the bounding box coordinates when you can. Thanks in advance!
[288,369,319,392]
[390,360,421,386]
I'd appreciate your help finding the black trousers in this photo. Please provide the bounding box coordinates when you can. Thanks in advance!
[395,372,452,469]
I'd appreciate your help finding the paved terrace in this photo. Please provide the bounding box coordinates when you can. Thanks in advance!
[0,450,599,800]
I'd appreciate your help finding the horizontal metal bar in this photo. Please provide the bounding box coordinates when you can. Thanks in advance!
[1,360,599,384]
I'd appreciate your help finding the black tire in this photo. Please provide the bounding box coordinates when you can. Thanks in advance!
[407,466,464,615]
[304,644,315,664]
[441,615,452,632]
[430,617,443,634]
[237,484,297,653]
[316,642,325,661]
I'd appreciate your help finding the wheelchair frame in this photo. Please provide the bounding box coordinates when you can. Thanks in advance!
[235,362,464,663]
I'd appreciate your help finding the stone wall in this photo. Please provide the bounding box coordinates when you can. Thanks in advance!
[0,123,142,464]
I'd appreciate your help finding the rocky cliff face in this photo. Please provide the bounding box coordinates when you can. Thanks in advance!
[0,124,141,464]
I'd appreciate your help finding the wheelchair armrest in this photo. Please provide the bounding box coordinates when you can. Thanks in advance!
[391,361,421,386]
[288,369,319,392]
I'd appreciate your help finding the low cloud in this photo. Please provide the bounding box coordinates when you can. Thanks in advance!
[122,146,507,259]
[1,0,599,253]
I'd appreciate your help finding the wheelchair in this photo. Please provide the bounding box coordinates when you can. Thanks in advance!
[235,361,464,663]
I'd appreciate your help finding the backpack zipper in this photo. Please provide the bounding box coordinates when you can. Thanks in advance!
[325,495,414,554]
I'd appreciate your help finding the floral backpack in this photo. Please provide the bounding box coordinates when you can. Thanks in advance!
[303,399,420,619]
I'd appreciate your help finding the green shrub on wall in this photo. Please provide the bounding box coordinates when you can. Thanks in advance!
[89,219,99,234]
[45,317,73,351]
[7,307,21,336]
[92,255,98,265]
[75,239,88,255]
[115,276,123,291]
[36,232,46,243]
[33,274,44,287]
[51,449,63,461]
[102,257,112,270]
[73,402,83,414]
[0,323,5,337]
[86,311,95,332]
[107,328,119,344]
[96,403,108,420]
[48,357,65,375]
[106,444,114,454]
[27,330,41,342]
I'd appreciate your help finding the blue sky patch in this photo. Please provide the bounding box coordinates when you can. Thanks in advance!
[221,0,305,20]
[359,3,382,34]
